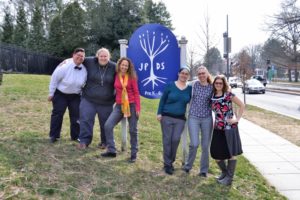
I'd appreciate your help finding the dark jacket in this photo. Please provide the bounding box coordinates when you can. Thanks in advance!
[82,57,116,105]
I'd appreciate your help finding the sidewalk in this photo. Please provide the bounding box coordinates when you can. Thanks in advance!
[239,119,300,200]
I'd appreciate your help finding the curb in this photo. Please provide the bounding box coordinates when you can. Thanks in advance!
[266,88,300,96]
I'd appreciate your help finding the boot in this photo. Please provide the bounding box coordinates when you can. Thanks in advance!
[218,159,237,186]
[216,160,227,181]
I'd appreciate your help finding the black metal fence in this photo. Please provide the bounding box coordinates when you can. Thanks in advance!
[0,43,63,75]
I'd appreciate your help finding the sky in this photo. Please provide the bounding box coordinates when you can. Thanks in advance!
[155,0,283,57]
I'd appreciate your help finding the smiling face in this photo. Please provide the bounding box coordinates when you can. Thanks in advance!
[178,68,190,82]
[213,76,229,94]
[214,78,224,92]
[119,60,129,74]
[72,51,85,65]
[197,67,208,83]
[96,48,110,66]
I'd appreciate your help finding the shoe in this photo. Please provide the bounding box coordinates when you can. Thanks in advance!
[128,156,136,163]
[71,138,79,142]
[171,165,175,172]
[77,143,87,150]
[199,172,207,178]
[101,152,116,157]
[216,160,227,181]
[182,167,190,174]
[50,137,58,143]
[218,160,237,186]
[98,143,107,149]
[164,166,173,175]
[128,155,137,163]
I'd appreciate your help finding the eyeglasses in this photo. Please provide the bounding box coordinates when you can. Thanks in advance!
[198,72,205,75]
[214,82,223,85]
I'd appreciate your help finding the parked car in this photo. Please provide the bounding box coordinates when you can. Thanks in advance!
[242,79,265,94]
[228,77,238,88]
[251,75,267,86]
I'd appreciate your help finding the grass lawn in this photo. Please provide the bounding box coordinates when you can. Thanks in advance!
[0,74,286,199]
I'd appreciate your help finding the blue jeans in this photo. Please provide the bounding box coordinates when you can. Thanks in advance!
[185,115,213,173]
[78,97,113,145]
[105,104,139,155]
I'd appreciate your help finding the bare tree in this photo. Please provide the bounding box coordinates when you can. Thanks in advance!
[246,44,264,69]
[187,44,201,79]
[266,0,300,82]
[231,49,253,104]
[196,9,219,72]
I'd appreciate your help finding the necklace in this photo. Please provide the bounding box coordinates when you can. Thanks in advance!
[99,64,108,86]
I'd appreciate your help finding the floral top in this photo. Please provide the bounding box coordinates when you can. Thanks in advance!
[211,92,237,130]
[189,81,213,118]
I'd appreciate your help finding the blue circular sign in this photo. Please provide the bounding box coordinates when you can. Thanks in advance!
[127,23,180,99]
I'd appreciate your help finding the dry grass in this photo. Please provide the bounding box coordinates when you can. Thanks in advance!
[243,105,300,146]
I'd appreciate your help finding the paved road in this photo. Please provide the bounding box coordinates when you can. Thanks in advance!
[232,88,300,120]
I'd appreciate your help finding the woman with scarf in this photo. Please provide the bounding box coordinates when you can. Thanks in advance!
[101,57,140,163]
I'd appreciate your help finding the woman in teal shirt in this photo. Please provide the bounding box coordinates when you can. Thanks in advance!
[157,67,192,175]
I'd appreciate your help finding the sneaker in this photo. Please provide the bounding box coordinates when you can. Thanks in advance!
[100,152,116,157]
[77,143,87,150]
[199,172,207,178]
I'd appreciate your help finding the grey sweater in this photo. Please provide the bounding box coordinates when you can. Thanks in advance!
[82,57,116,105]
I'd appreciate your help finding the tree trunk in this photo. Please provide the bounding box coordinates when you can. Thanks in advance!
[295,68,299,82]
[288,69,292,82]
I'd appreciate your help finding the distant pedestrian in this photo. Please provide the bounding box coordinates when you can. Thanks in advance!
[211,75,245,186]
[77,48,116,149]
[157,67,192,175]
[48,48,87,143]
[101,57,140,162]
[183,66,213,178]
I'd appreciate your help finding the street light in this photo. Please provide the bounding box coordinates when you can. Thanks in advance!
[223,15,231,80]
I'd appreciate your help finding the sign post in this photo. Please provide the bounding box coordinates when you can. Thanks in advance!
[119,39,128,151]
[179,36,188,165]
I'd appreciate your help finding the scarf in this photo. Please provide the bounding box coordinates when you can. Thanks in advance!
[119,73,131,117]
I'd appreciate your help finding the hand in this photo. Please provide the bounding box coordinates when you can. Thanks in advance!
[157,114,162,121]
[136,111,140,117]
[48,96,53,102]
[227,118,238,125]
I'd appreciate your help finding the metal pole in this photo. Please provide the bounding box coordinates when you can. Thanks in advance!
[118,39,128,151]
[178,36,188,166]
[226,15,230,80]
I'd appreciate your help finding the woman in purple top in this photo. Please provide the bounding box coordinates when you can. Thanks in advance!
[183,66,213,177]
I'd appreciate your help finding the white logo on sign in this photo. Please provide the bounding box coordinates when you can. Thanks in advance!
[139,31,169,90]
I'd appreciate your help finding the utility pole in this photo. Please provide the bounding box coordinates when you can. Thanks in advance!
[223,15,231,80]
